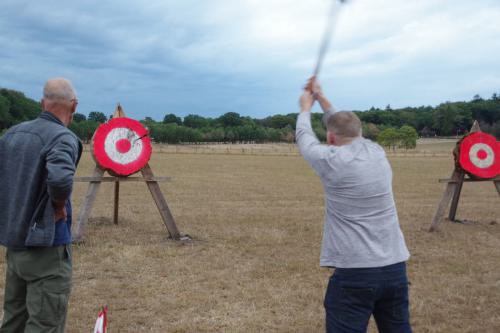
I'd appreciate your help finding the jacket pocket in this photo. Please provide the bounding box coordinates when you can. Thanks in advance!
[25,193,56,247]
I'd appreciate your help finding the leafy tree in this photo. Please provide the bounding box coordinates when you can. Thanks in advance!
[1,89,40,121]
[203,128,225,142]
[69,120,100,143]
[432,103,471,136]
[218,112,243,127]
[2,85,500,144]
[472,94,483,102]
[470,100,500,124]
[163,113,182,125]
[266,115,295,129]
[183,114,209,128]
[362,123,380,141]
[73,113,87,123]
[398,125,418,149]
[225,128,236,142]
[280,127,296,143]
[414,107,434,130]
[88,111,107,123]
[0,95,12,129]
[265,128,282,142]
[377,128,399,150]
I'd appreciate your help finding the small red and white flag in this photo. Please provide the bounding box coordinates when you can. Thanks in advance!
[93,306,108,333]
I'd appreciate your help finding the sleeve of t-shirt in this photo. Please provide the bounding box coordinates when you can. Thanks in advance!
[295,112,331,176]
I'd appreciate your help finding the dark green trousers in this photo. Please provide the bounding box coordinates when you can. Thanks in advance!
[1,245,72,333]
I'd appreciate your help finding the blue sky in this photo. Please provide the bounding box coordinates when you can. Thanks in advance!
[1,0,499,120]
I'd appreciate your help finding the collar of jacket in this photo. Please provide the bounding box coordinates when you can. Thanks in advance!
[39,111,65,126]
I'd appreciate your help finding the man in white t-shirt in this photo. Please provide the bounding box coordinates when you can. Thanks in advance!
[296,78,412,333]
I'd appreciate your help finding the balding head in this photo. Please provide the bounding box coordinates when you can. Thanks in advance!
[43,78,77,102]
[325,111,362,138]
[41,78,78,126]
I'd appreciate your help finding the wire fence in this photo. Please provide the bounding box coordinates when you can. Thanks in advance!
[82,142,453,158]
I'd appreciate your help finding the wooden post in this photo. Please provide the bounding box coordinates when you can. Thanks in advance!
[448,170,465,221]
[141,164,181,240]
[429,169,463,232]
[495,180,500,196]
[449,120,481,220]
[113,181,120,225]
[73,166,105,242]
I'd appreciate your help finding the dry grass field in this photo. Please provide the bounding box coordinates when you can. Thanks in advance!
[1,139,499,332]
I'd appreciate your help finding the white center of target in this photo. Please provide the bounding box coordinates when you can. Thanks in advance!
[104,127,143,165]
[469,143,494,169]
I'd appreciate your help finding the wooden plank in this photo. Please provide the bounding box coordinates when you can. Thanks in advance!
[74,176,171,182]
[448,170,465,221]
[73,167,105,242]
[439,176,500,183]
[429,169,462,232]
[114,181,120,225]
[141,164,181,240]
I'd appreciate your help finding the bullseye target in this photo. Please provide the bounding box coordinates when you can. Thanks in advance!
[459,132,499,179]
[92,118,152,176]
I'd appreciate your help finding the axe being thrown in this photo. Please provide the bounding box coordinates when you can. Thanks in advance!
[307,0,349,92]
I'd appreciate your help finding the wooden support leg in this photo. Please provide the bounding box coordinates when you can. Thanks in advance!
[429,169,462,232]
[495,181,500,196]
[141,164,181,240]
[448,170,465,221]
[73,167,105,242]
[114,181,120,225]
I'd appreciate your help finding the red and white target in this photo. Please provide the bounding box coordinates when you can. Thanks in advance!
[459,132,500,179]
[92,118,152,176]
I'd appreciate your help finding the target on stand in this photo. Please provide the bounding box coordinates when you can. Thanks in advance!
[458,132,499,179]
[92,118,152,176]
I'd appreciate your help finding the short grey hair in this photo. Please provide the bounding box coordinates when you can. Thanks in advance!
[325,111,362,138]
[43,78,77,102]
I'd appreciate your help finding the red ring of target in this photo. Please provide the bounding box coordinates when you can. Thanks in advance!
[92,118,152,176]
[459,132,499,179]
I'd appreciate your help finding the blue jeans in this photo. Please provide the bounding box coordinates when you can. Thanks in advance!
[324,262,412,333]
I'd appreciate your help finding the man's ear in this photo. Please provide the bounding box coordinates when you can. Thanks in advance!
[327,131,335,145]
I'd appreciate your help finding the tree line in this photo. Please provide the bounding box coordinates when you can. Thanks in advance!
[1,88,499,148]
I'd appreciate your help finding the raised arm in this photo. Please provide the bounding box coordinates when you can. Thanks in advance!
[296,86,329,169]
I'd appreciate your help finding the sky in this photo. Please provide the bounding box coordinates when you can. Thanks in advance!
[1,0,499,120]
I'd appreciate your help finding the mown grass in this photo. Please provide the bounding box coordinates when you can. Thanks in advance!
[0,141,499,332]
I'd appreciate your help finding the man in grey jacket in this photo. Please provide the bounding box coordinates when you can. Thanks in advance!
[296,78,411,333]
[0,78,82,333]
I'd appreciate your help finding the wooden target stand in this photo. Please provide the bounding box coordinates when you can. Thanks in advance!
[73,106,186,242]
[429,121,500,232]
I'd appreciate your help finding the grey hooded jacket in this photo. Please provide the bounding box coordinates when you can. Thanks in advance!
[0,112,82,249]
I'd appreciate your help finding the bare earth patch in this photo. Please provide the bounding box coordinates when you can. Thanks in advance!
[0,141,498,332]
